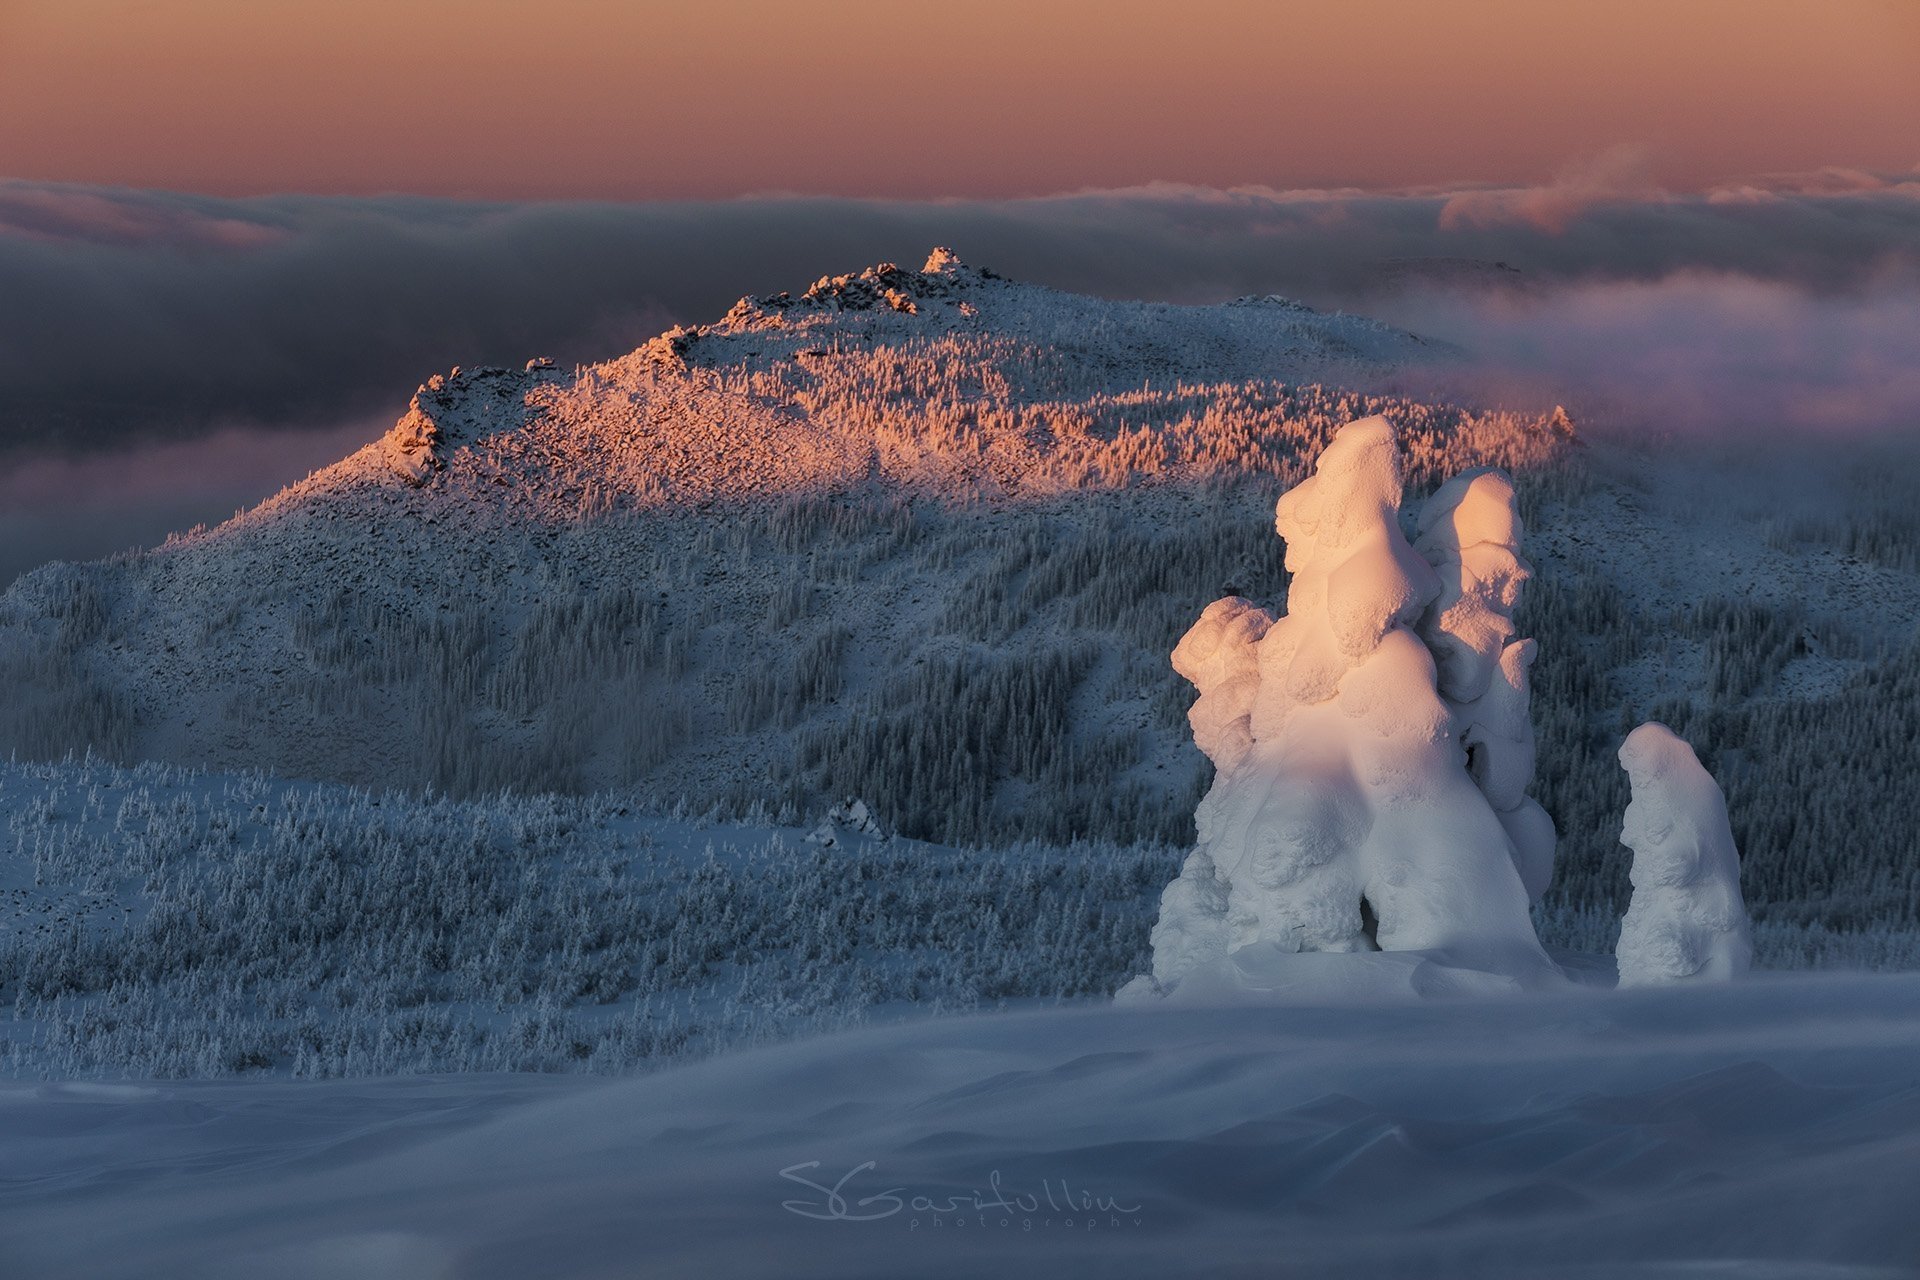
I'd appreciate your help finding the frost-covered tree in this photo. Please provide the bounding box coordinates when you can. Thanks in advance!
[1132,417,1559,998]
[1615,722,1753,986]
[1414,467,1557,902]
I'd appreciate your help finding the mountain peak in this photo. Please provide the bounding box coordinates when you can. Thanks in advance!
[798,247,995,311]
[922,245,966,274]
[336,250,1485,502]
[0,252,1580,812]
[378,360,563,486]
[704,248,997,338]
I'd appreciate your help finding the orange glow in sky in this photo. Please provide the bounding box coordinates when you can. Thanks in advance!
[2,0,1917,199]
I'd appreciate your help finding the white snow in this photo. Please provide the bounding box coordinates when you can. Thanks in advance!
[1616,722,1755,986]
[0,247,1909,1280]
[1136,419,1558,1000]
[0,249,1577,824]
[1168,595,1272,777]
[3,975,1919,1279]
[805,796,888,847]
[1414,466,1530,705]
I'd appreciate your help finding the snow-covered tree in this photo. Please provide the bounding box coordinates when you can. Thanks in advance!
[1413,466,1557,902]
[1615,722,1753,986]
[1133,417,1559,998]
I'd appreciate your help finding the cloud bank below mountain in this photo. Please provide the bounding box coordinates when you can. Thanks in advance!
[3,171,1917,582]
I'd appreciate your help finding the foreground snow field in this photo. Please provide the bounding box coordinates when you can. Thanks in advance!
[4,974,1918,1279]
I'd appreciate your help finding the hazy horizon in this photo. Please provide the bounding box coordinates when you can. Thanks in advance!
[4,166,1920,588]
[4,0,1918,585]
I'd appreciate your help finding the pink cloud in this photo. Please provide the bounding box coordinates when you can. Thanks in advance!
[1438,147,1665,234]
[1377,269,1920,440]
[0,183,286,249]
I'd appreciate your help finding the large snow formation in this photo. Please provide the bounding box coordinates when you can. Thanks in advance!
[1616,721,1754,986]
[1133,419,1759,1000]
[1132,417,1561,999]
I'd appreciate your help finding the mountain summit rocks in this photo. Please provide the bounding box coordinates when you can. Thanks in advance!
[378,362,563,486]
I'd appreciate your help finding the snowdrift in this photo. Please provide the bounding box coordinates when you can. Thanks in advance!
[3,975,1918,1279]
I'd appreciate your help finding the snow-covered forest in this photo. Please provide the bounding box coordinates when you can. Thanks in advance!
[3,254,1919,1077]
[2,243,1918,1280]
[2,751,1913,1080]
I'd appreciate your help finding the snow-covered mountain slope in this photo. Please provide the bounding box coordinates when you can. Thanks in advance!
[0,250,1564,827]
[6,973,1920,1280]
[339,246,1456,505]
[0,754,1171,1079]
[2,250,1917,937]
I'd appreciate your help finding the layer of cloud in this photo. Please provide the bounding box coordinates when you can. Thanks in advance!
[0,419,380,589]
[3,172,1918,454]
[1374,273,1920,440]
[3,172,1919,581]
[1436,146,1663,233]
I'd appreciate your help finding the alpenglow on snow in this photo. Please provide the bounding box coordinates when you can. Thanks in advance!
[1125,417,1562,999]
[1125,417,1755,1000]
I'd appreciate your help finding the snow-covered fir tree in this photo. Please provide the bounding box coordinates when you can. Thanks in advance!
[1132,417,1559,999]
[1615,722,1753,986]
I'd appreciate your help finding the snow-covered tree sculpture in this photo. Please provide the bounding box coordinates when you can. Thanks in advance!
[1413,467,1557,902]
[1614,722,1753,986]
[1131,417,1560,999]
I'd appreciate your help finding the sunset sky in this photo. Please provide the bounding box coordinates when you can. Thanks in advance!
[3,0,1917,198]
[4,0,1919,586]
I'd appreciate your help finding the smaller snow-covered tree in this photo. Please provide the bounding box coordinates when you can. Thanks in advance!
[1615,722,1753,986]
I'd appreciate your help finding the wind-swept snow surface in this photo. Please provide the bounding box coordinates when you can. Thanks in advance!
[1135,419,1556,999]
[1616,722,1754,987]
[3,976,1918,1280]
